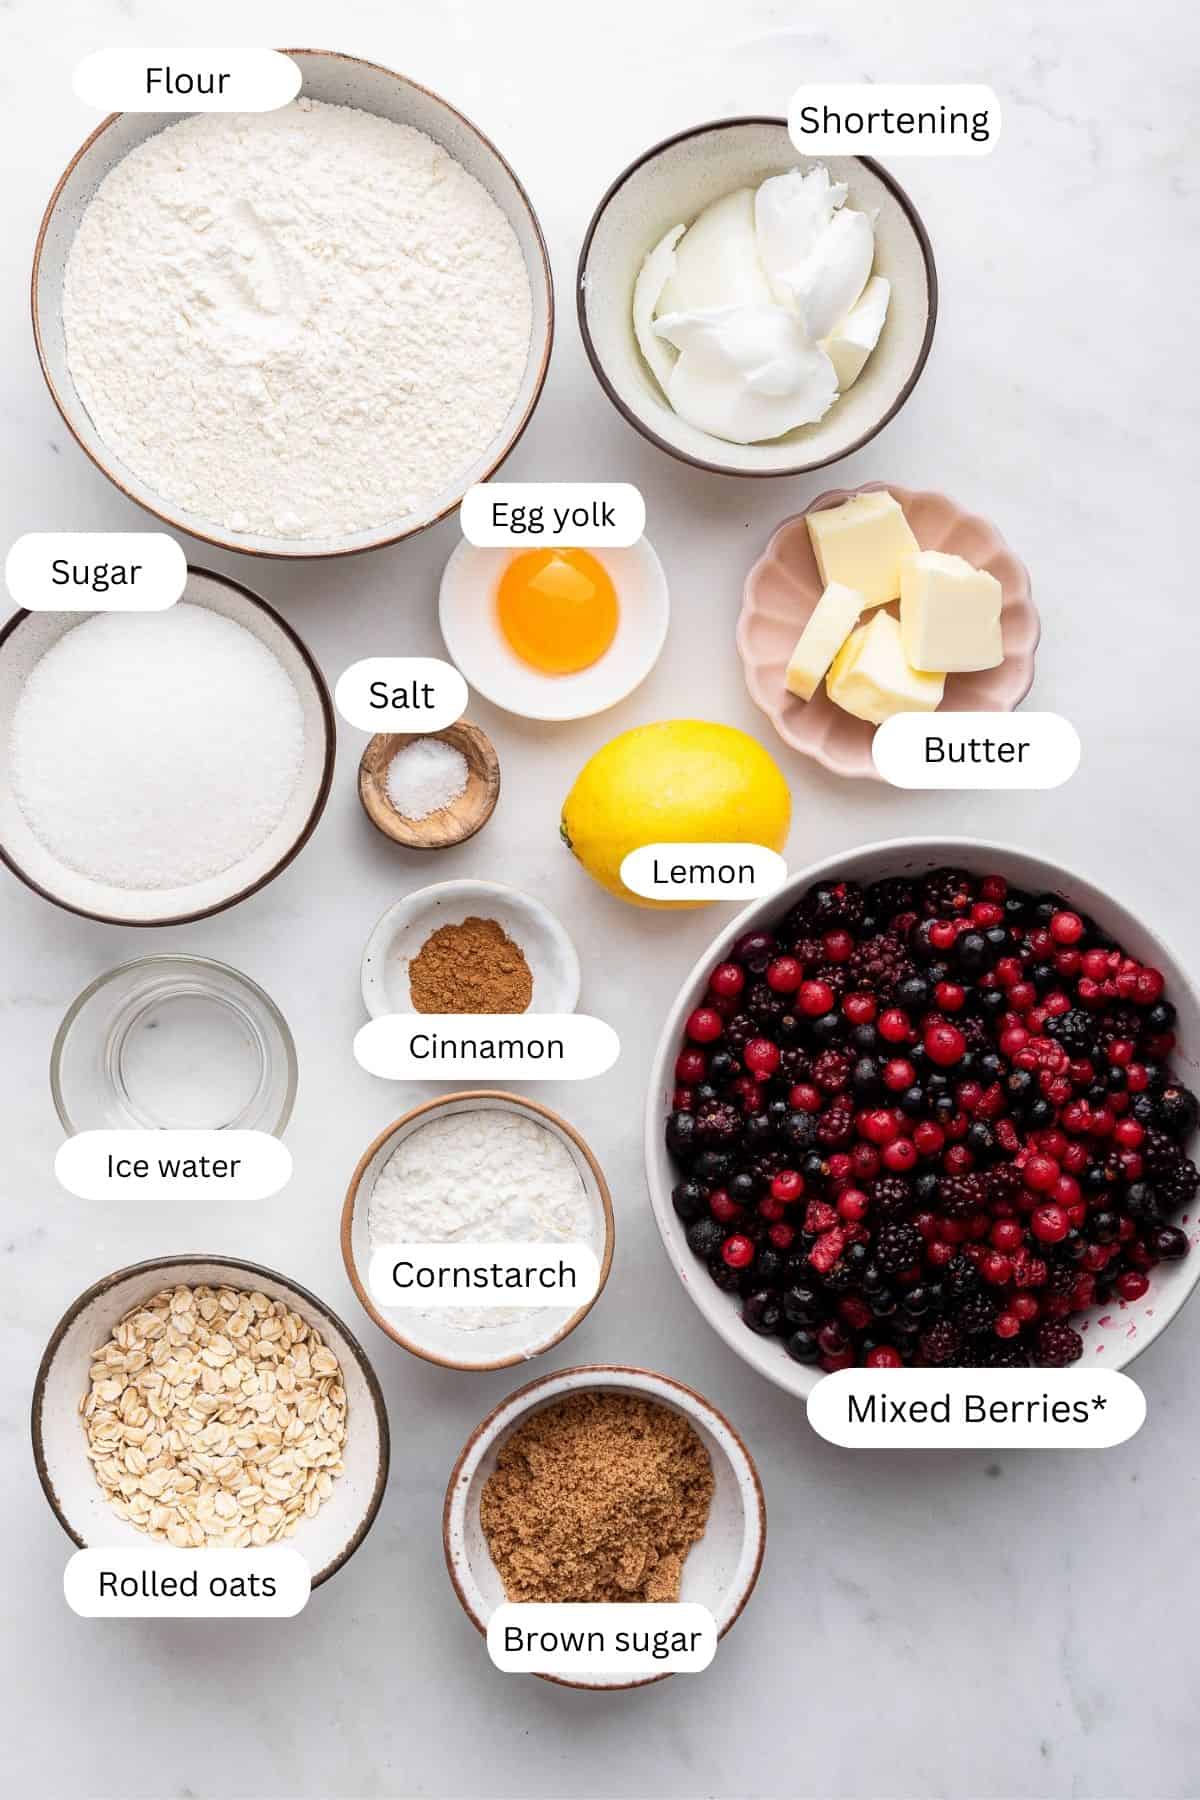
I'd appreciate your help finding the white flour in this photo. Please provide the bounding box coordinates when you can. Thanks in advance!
[62,99,533,540]
[367,1109,591,1330]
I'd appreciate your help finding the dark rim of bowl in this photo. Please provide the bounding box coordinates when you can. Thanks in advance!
[575,115,939,477]
[441,1362,768,1689]
[0,564,337,927]
[30,1252,391,1588]
[30,47,555,561]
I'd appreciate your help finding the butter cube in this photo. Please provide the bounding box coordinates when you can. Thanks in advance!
[826,609,944,724]
[900,550,1003,672]
[785,581,864,701]
[806,489,919,608]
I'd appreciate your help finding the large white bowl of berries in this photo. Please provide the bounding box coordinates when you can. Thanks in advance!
[645,838,1200,1399]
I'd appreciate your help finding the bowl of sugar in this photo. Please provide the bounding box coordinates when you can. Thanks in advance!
[0,566,335,925]
[33,49,553,559]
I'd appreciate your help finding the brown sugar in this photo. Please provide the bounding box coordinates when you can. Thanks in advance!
[408,915,532,1014]
[479,1392,714,1604]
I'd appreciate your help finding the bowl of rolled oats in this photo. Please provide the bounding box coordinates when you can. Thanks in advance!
[31,1255,390,1587]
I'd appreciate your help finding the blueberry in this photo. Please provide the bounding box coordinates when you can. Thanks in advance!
[666,1111,697,1160]
[1151,1225,1188,1260]
[956,931,990,973]
[784,1328,820,1364]
[785,1111,819,1151]
[852,1057,882,1100]
[686,1218,724,1260]
[1158,1084,1199,1139]
[900,1084,927,1117]
[743,1290,784,1335]
[783,1282,824,1326]
[671,1179,708,1222]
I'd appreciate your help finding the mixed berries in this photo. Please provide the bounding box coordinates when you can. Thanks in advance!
[665,868,1198,1371]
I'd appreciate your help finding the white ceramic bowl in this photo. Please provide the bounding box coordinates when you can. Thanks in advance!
[438,535,670,721]
[578,118,936,476]
[361,879,580,1019]
[0,567,335,926]
[645,838,1200,1399]
[32,48,553,559]
[32,1255,390,1588]
[442,1364,766,1688]
[342,1092,614,1371]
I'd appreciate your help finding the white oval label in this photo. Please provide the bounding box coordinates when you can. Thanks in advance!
[873,712,1081,789]
[7,532,186,612]
[64,1548,310,1617]
[808,1369,1144,1450]
[353,1013,620,1082]
[73,49,302,113]
[487,1603,716,1676]
[461,483,646,547]
[621,842,787,902]
[367,1243,601,1309]
[334,657,468,734]
[55,1131,292,1201]
[788,83,1001,155]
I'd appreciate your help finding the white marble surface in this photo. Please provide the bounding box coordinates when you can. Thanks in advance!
[1,1,1197,1795]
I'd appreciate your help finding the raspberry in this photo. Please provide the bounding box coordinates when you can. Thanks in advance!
[812,1049,852,1094]
[1034,1322,1084,1366]
[816,1101,854,1148]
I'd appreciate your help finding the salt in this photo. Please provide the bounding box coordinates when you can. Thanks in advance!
[386,738,468,820]
[10,604,305,889]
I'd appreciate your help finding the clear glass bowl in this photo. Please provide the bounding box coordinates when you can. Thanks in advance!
[51,955,297,1136]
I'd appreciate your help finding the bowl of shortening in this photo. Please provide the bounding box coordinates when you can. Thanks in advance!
[342,1092,615,1371]
[32,1254,390,1588]
[442,1364,766,1689]
[644,838,1200,1400]
[577,117,936,476]
[32,48,553,558]
[0,566,334,925]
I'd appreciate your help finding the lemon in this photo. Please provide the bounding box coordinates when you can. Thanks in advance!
[560,720,791,909]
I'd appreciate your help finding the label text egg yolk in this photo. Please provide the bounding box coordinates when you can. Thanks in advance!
[496,548,619,675]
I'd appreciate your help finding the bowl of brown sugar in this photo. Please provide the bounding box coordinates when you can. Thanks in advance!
[443,1364,766,1689]
[360,879,581,1019]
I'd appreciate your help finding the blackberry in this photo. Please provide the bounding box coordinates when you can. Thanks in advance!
[745,981,788,1023]
[865,877,918,922]
[1155,1157,1200,1213]
[693,1100,743,1146]
[938,1172,987,1220]
[956,1291,997,1336]
[812,1049,852,1093]
[1034,1322,1084,1366]
[985,1162,1022,1207]
[870,1175,915,1221]
[980,1339,1030,1368]
[848,932,914,1001]
[802,879,866,930]
[944,1252,981,1298]
[919,1319,962,1364]
[1046,1009,1098,1058]
[724,1011,759,1051]
[778,1046,810,1081]
[919,867,974,918]
[874,1222,922,1275]
[812,962,850,995]
[1144,1128,1188,1183]
[816,1101,854,1147]
[820,1259,854,1293]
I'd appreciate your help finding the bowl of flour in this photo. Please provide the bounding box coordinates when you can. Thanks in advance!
[0,566,335,924]
[33,50,553,558]
[341,1092,615,1371]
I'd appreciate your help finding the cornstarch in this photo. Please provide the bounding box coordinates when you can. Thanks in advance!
[367,1109,592,1330]
[62,99,533,540]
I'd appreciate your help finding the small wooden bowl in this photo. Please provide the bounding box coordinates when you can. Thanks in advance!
[358,721,500,849]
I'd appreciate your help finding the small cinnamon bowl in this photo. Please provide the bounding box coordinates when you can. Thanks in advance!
[358,721,500,849]
[341,1091,614,1371]
[442,1364,767,1689]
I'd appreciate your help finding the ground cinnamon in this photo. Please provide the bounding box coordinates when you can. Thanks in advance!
[409,915,532,1014]
[479,1392,714,1604]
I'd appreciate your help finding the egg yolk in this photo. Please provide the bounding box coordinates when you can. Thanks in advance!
[496,548,619,675]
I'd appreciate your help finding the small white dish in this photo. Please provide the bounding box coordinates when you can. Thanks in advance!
[438,536,669,721]
[577,118,936,477]
[32,1254,389,1588]
[342,1092,614,1371]
[361,879,581,1019]
[442,1363,766,1688]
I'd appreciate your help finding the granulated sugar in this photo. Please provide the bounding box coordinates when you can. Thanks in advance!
[62,99,533,540]
[10,605,305,889]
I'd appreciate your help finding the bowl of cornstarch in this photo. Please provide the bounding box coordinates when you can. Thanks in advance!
[0,567,335,924]
[32,49,553,558]
[341,1092,615,1371]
